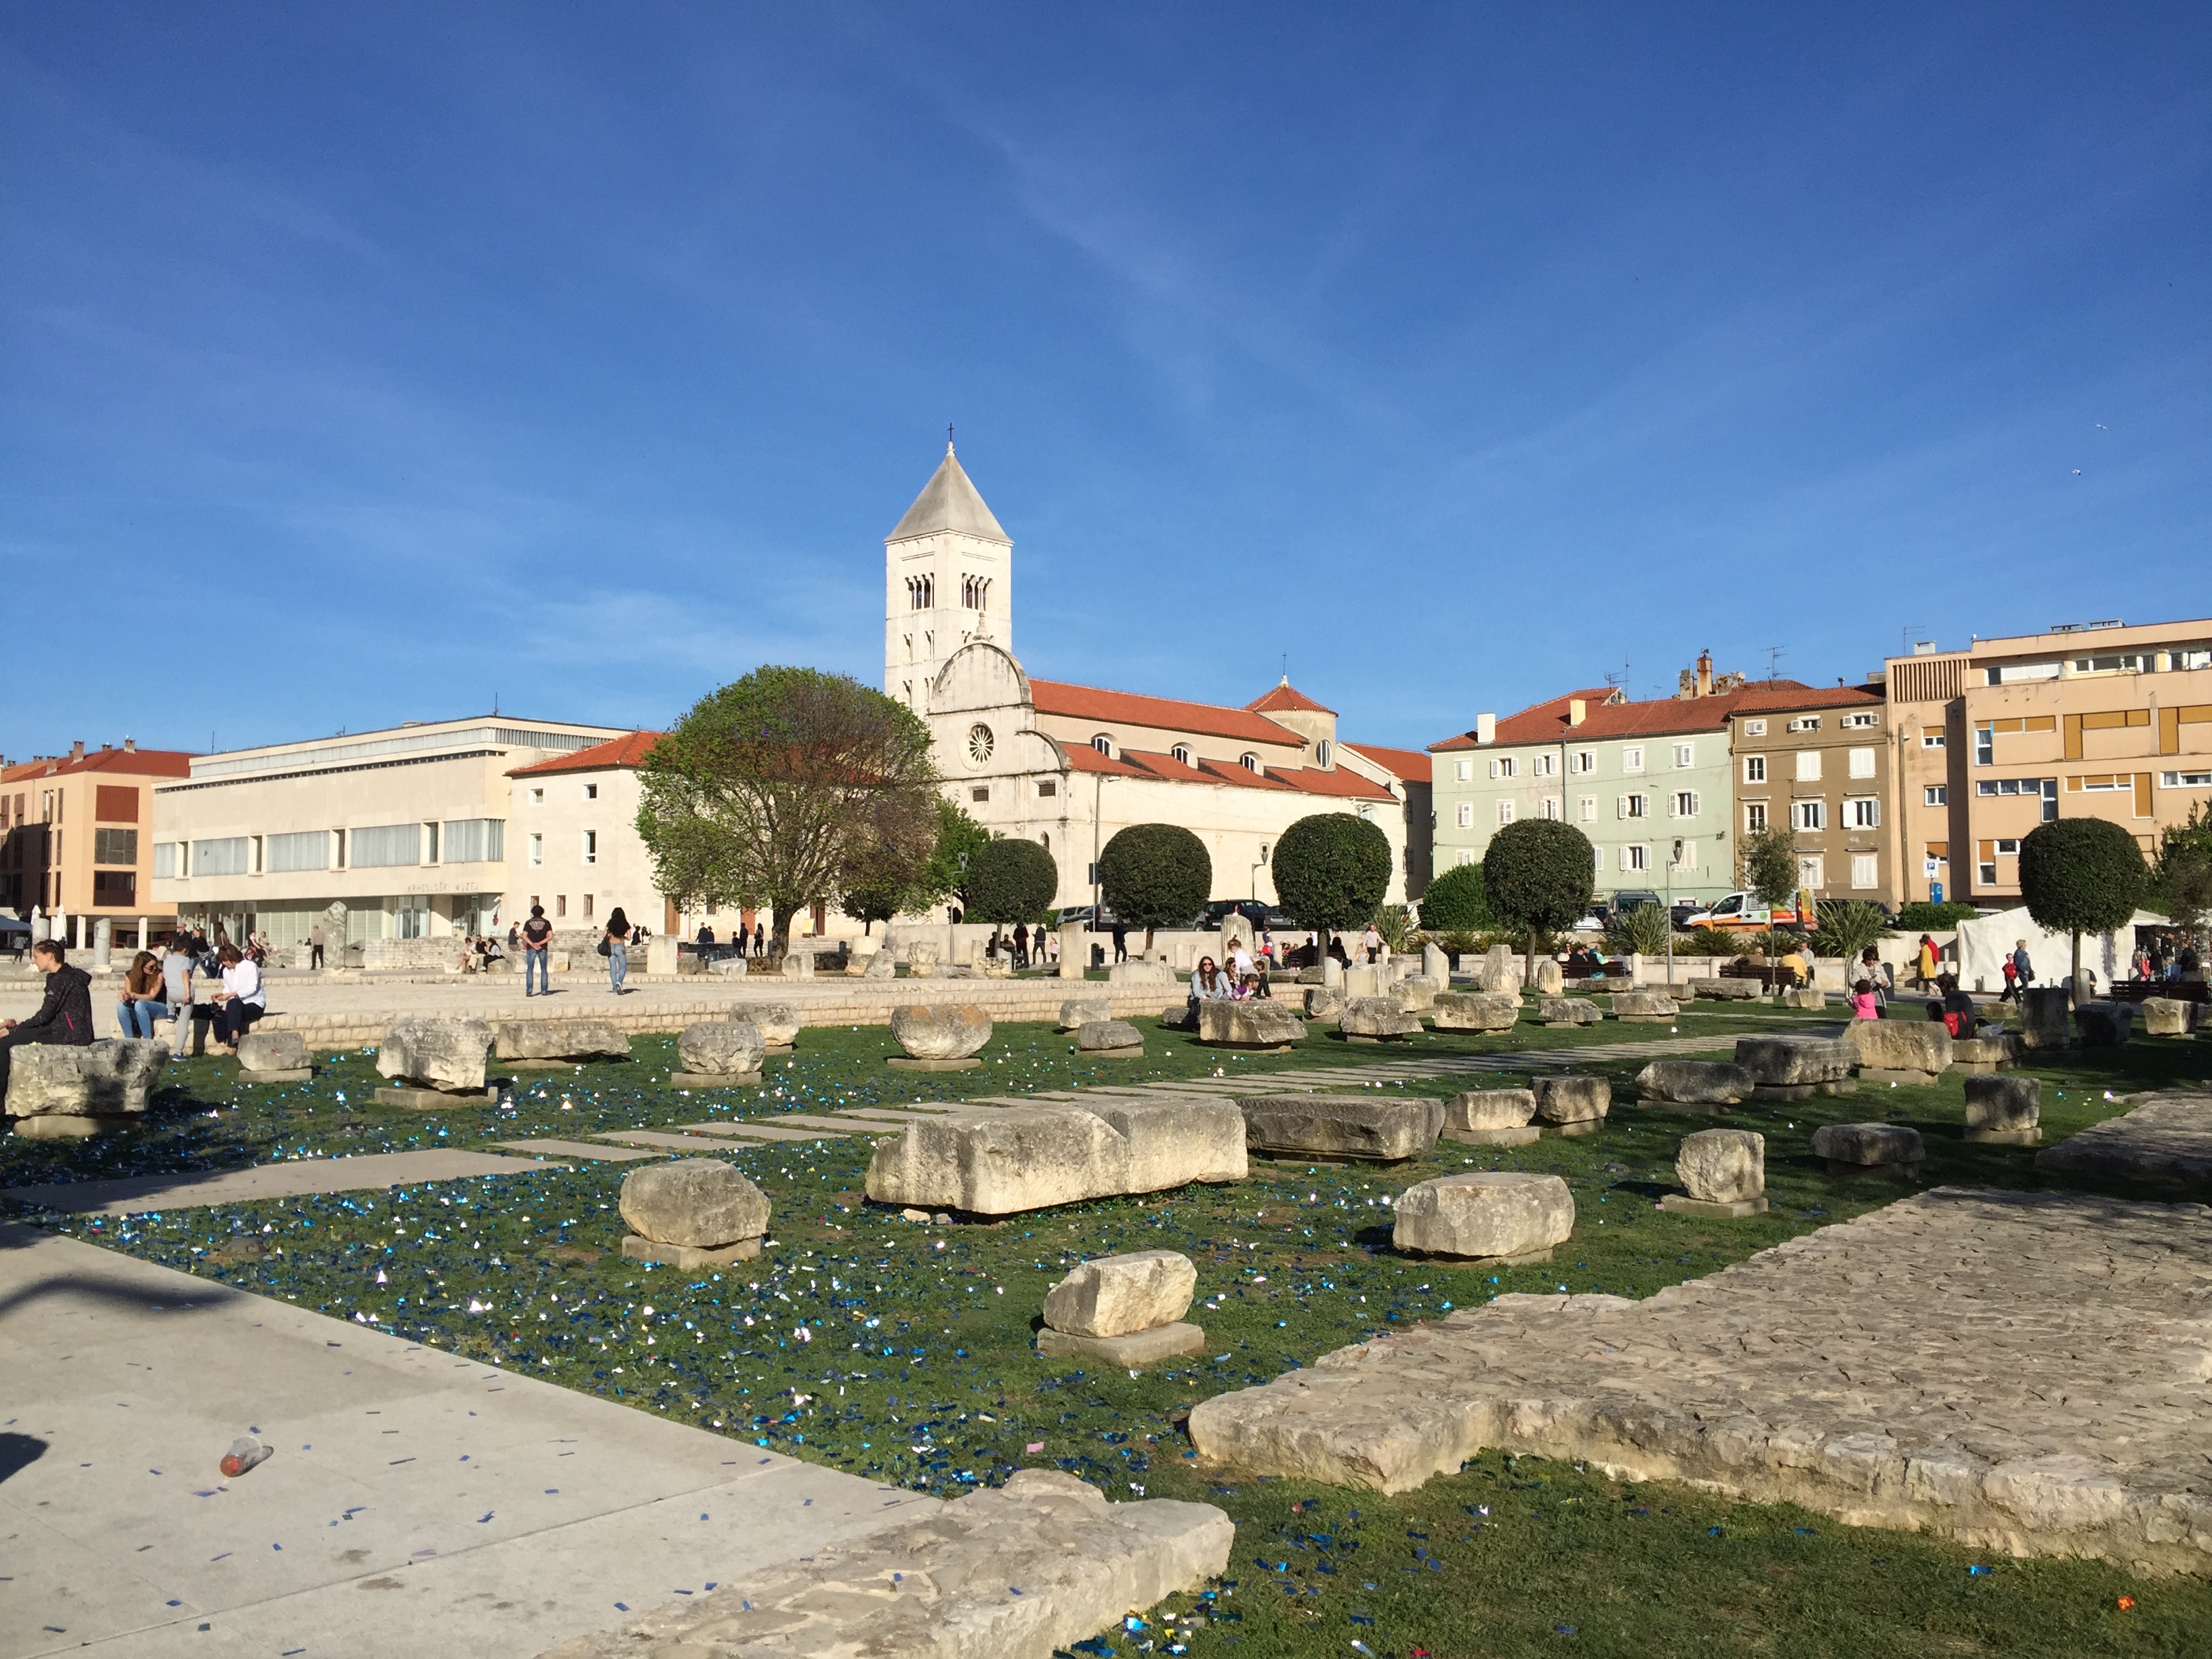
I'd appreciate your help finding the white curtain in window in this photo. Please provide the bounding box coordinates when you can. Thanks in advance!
[266,830,329,874]
[443,819,505,863]
[192,837,249,876]
[350,823,422,869]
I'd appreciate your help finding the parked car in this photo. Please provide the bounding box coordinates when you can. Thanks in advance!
[1195,899,1279,933]
[1683,892,1805,930]
[1049,904,1119,929]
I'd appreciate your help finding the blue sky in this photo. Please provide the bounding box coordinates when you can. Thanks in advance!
[5,3,2209,760]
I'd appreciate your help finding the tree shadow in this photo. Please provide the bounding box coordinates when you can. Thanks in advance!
[0,1432,47,1484]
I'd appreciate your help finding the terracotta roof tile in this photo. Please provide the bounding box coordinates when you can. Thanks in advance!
[1724,683,1883,714]
[1430,682,1820,752]
[1,747,194,783]
[1030,679,1305,749]
[507,731,663,777]
[1245,680,1336,716]
[1340,742,1430,782]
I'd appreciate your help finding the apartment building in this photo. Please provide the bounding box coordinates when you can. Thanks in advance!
[1725,684,1896,906]
[1429,660,1785,908]
[150,715,626,951]
[507,731,688,935]
[0,741,194,947]
[1887,617,2212,904]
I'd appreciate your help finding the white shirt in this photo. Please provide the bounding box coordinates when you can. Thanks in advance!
[222,960,265,1008]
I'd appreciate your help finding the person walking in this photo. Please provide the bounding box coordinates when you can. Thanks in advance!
[1999,952,2020,1005]
[115,949,165,1038]
[208,943,266,1052]
[602,906,632,994]
[1111,920,1128,964]
[1914,934,1939,992]
[308,920,327,970]
[753,919,766,958]
[0,939,94,1097]
[2011,939,2033,996]
[1012,922,1029,970]
[520,904,553,996]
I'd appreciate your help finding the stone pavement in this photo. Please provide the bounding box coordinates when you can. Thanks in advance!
[1189,1187,2212,1575]
[1,1150,560,1217]
[2036,1089,2212,1188]
[0,1225,937,1658]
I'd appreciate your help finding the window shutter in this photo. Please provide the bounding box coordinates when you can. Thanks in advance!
[1616,796,1627,819]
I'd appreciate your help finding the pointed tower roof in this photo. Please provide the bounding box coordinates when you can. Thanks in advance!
[1246,678,1336,716]
[885,443,1011,544]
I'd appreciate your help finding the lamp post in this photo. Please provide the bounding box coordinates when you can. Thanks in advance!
[1665,838,1683,988]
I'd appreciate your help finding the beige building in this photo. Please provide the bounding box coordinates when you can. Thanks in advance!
[506,732,699,937]
[151,715,626,955]
[1,741,194,948]
[1724,683,1896,905]
[1886,617,2212,904]
[886,445,1422,913]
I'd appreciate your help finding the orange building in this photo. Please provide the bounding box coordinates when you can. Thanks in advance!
[0,740,195,947]
[1885,618,2212,905]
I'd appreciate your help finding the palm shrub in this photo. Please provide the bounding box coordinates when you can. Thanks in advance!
[2019,817,2149,1004]
[1481,820,1597,985]
[1271,813,1393,950]
[1373,904,1422,956]
[1813,899,1887,962]
[1679,926,1737,957]
[1606,901,1672,957]
[1098,823,1211,950]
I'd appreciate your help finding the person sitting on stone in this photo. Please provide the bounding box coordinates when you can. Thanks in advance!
[1936,972,1976,1038]
[116,949,165,1038]
[208,942,266,1052]
[0,938,96,1099]
[1190,955,1234,1002]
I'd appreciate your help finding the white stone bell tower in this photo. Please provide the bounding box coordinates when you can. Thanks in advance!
[884,441,1012,710]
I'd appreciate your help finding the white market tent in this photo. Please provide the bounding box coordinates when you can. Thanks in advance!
[1954,904,2169,995]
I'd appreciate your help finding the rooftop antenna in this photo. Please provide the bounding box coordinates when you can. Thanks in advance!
[1901,623,1922,657]
[1764,645,1785,685]
[947,421,955,454]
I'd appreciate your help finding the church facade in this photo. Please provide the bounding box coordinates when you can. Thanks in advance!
[884,444,1430,915]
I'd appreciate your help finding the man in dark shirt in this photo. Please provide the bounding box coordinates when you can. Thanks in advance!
[521,905,554,997]
[0,939,96,1101]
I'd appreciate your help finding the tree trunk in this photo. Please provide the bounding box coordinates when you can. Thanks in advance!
[1524,926,1538,989]
[772,904,798,960]
[2070,929,2084,1008]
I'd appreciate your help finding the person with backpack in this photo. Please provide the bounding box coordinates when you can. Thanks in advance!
[602,906,632,994]
[520,904,554,996]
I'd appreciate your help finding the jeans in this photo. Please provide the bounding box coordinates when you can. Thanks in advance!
[169,1000,195,1057]
[116,1000,159,1039]
[525,948,550,995]
[608,941,628,992]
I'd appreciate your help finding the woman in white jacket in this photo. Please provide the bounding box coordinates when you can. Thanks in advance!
[209,943,266,1052]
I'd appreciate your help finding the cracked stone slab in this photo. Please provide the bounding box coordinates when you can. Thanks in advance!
[2036,1090,2212,1188]
[536,1469,1233,1658]
[1189,1187,2212,1575]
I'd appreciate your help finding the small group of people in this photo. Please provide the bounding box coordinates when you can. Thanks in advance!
[981,924,1060,971]
[2135,930,2202,982]
[692,920,771,962]
[455,933,506,973]
[1187,938,1271,1005]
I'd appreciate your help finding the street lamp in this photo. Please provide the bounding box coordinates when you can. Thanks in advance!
[1664,838,1685,988]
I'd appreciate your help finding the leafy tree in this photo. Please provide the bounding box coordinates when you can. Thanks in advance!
[1416,863,1492,930]
[1270,813,1392,951]
[1099,823,1211,950]
[1481,819,1596,984]
[636,666,939,955]
[2150,800,2212,928]
[1740,825,1799,914]
[1812,899,1888,963]
[2018,817,2150,1004]
[914,798,990,916]
[963,837,1059,927]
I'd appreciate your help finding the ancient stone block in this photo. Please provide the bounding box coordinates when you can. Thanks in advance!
[1782,987,1828,1010]
[744,1002,799,1048]
[1534,1075,1610,1125]
[1693,977,1763,1000]
[237,1030,309,1074]
[890,1004,993,1061]
[1339,998,1421,1041]
[2140,997,2194,1037]
[1197,1000,1305,1049]
[1636,1059,1753,1105]
[1951,1033,2022,1072]
[1304,986,1347,1020]
[1446,1088,1536,1131]
[1036,1322,1209,1366]
[1964,1074,2041,1143]
[1393,975,1441,1012]
[374,1019,493,1092]
[1610,990,1679,1021]
[1423,943,1450,983]
[1532,959,1565,996]
[863,946,897,979]
[1536,996,1601,1027]
[618,1158,771,1249]
[676,1020,766,1078]
[1675,1128,1765,1204]
[1042,1249,1197,1337]
[1236,1094,1443,1161]
[1735,1035,1854,1088]
[905,939,941,977]
[1430,992,1520,1033]
[1393,1171,1574,1261]
[495,1019,630,1063]
[865,1099,1246,1214]
[1109,959,1176,986]
[1477,945,1521,994]
[1058,998,1111,1031]
[1343,964,1386,999]
[2075,1002,2134,1047]
[1076,1019,1143,1056]
[1844,1019,1953,1080]
[1158,1002,1197,1031]
[1811,1121,1925,1176]
[2020,986,2071,1049]
[4,1040,167,1118]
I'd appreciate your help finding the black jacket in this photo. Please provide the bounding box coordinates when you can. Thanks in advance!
[14,962,95,1045]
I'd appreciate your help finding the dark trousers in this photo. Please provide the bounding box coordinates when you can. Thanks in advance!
[310,944,324,968]
[217,1001,264,1044]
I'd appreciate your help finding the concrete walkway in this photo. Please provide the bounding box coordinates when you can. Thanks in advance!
[0,1226,935,1658]
[1,1151,562,1218]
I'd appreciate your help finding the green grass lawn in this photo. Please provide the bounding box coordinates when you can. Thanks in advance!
[5,1006,2209,1656]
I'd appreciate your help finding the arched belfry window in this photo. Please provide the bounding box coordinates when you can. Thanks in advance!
[1170,744,1191,765]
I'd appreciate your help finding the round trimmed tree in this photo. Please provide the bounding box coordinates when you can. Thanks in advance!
[1416,863,1491,931]
[1271,813,1393,951]
[1481,819,1596,984]
[963,837,1059,930]
[1099,823,1211,951]
[2018,817,2149,1004]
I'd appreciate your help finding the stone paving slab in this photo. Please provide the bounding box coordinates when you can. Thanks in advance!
[537,1469,1231,1659]
[493,1140,662,1163]
[2036,1090,2212,1188]
[0,1225,935,1658]
[649,1122,848,1144]
[1189,1187,2212,1575]
[762,1114,905,1134]
[1,1151,562,1217]
[592,1131,737,1151]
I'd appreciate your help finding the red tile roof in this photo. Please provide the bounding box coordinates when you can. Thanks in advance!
[507,731,663,777]
[1244,680,1336,716]
[1723,682,1883,714]
[1,746,194,783]
[1065,742,1390,800]
[1030,679,1305,749]
[1273,764,1393,801]
[1430,682,1819,752]
[1341,743,1430,783]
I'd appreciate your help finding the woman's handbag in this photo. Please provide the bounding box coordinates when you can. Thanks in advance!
[597,938,613,958]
